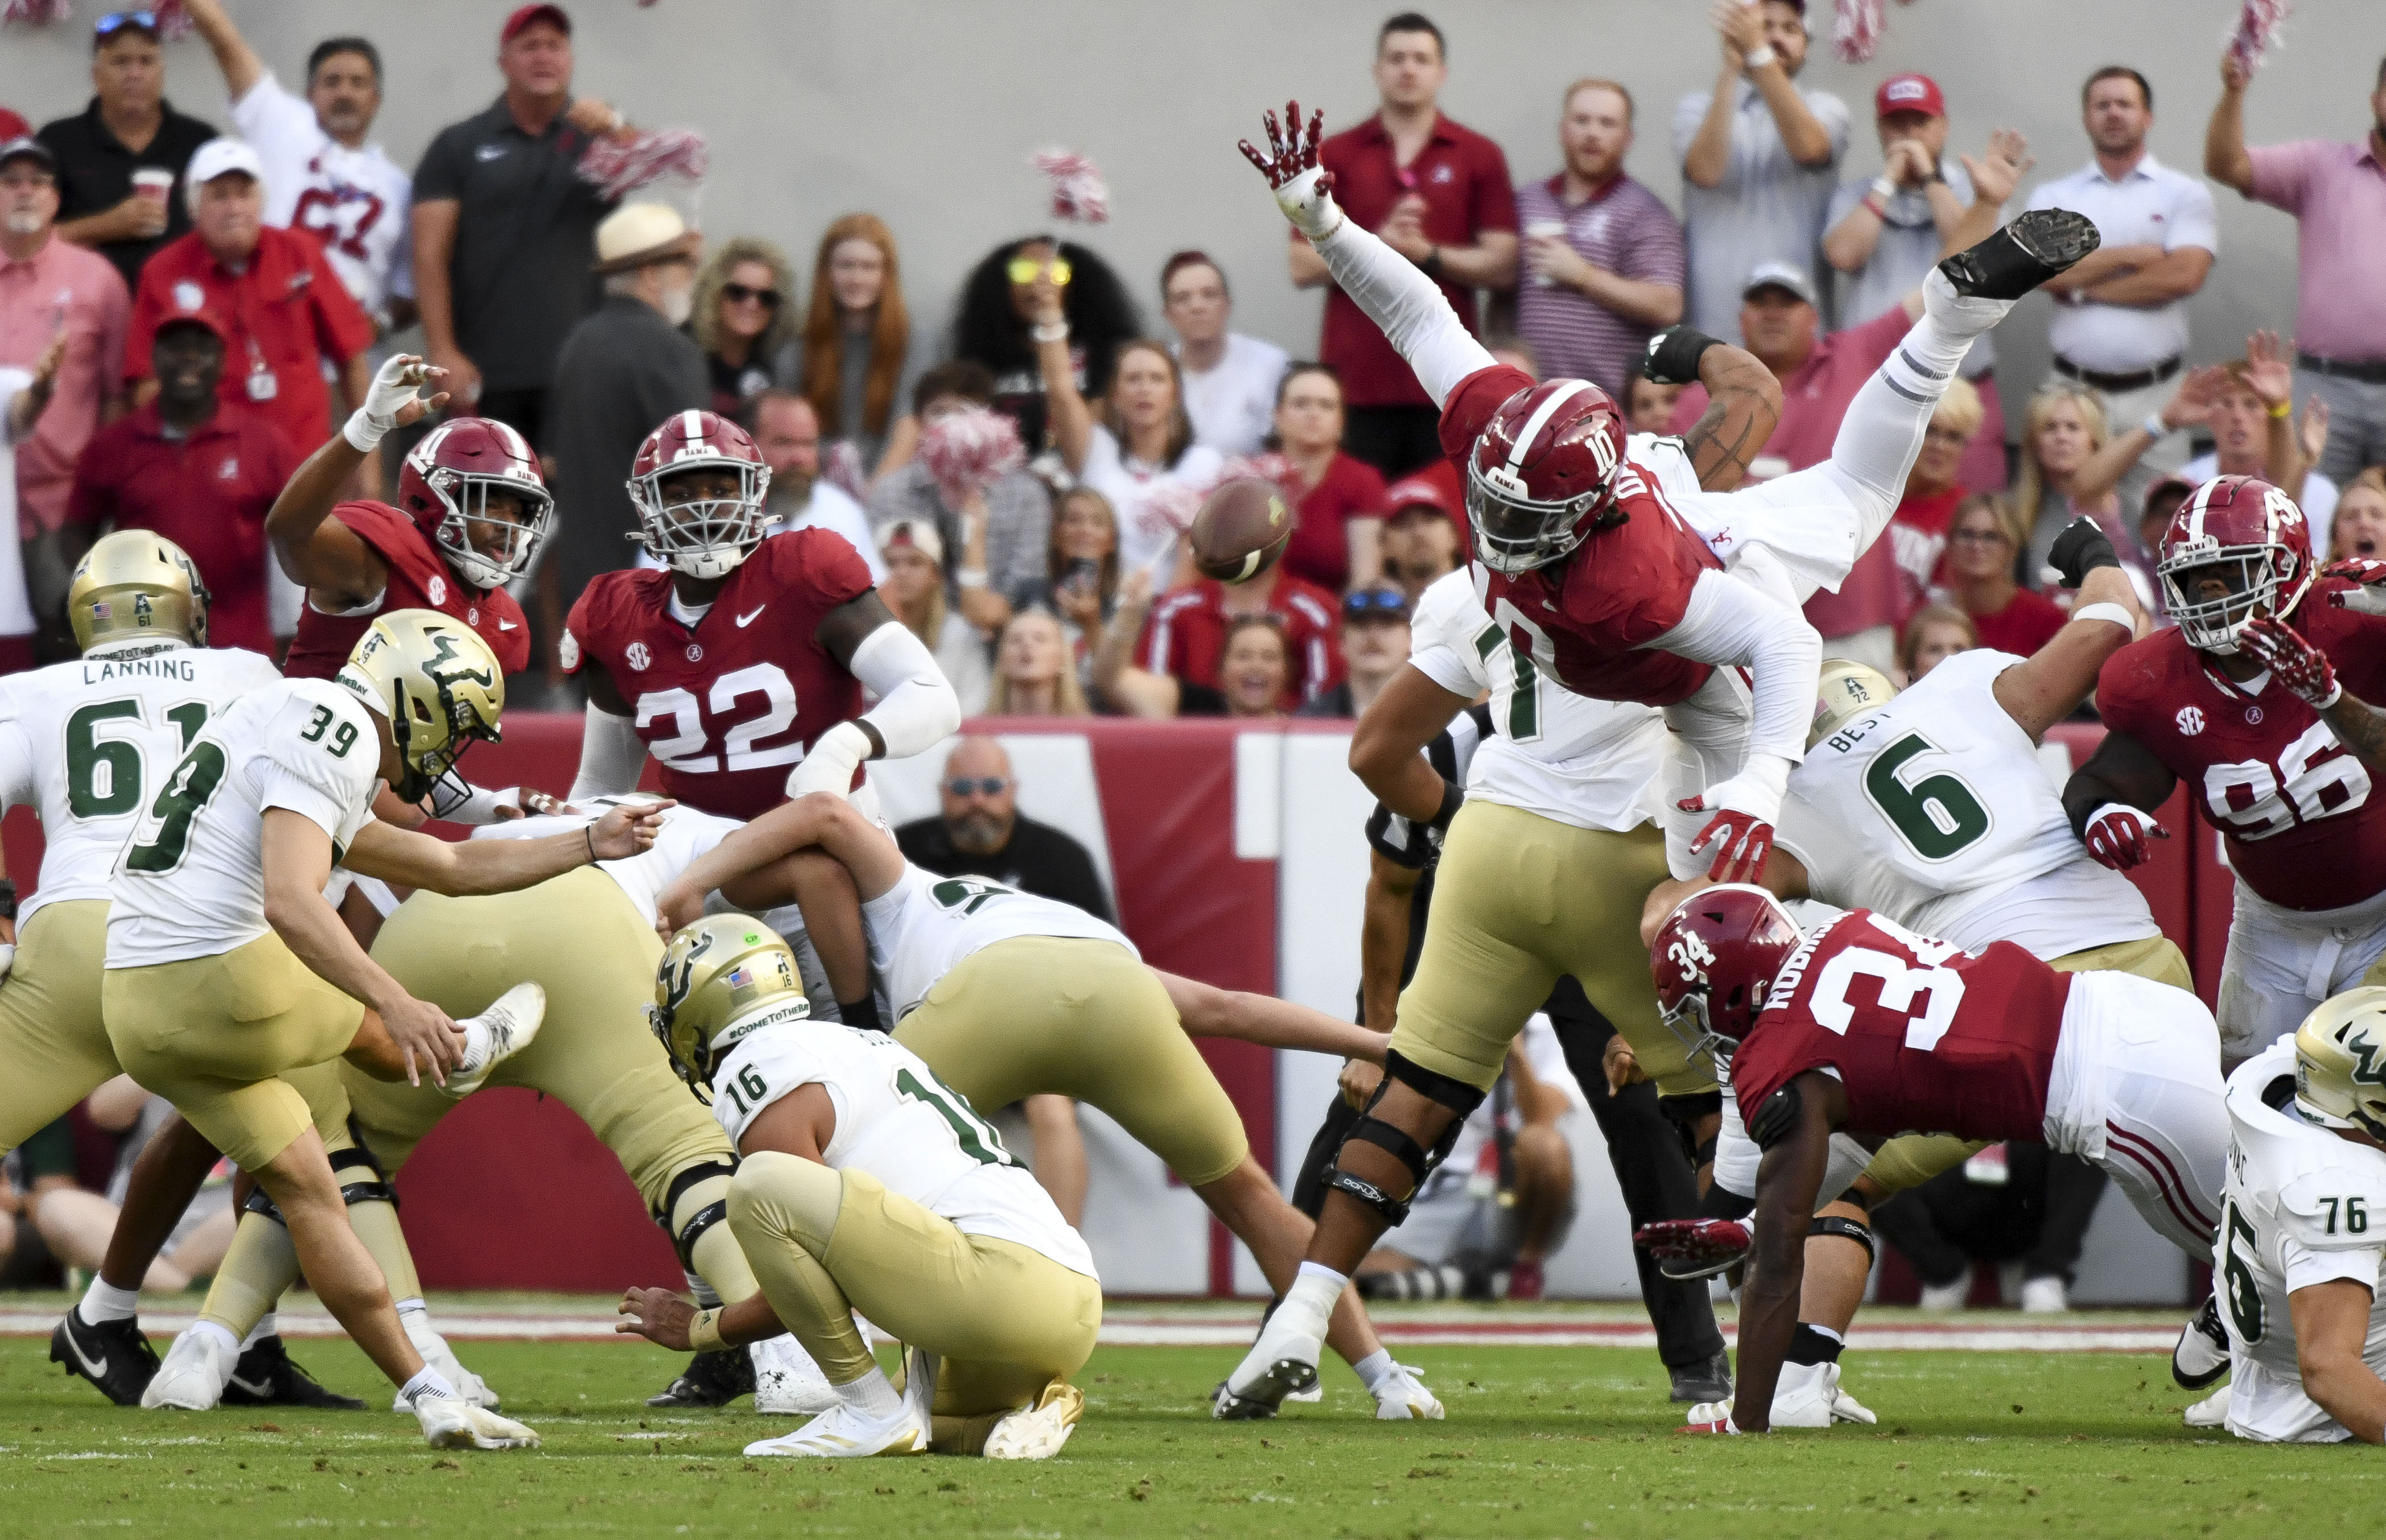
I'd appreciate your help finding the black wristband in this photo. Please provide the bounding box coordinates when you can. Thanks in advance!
[1428,780,1465,833]
[2047,517,2122,589]
[1419,245,1444,279]
[0,879,16,922]
[1642,324,1723,387]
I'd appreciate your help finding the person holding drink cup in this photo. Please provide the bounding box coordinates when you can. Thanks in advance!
[36,11,220,294]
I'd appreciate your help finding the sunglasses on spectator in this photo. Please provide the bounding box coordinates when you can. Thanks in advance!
[94,10,156,35]
[1950,527,2010,546]
[1007,257,1073,287]
[944,777,1011,796]
[721,283,780,308]
[1342,589,1410,621]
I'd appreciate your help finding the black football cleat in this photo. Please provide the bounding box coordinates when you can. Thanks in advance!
[647,1347,755,1408]
[51,1307,162,1406]
[1936,208,2100,301]
[1669,1349,1733,1405]
[222,1335,366,1410]
[2172,1293,2231,1390]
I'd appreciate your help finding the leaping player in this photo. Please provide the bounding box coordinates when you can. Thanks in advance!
[1222,101,2099,1414]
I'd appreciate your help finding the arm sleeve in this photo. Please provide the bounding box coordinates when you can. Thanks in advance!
[848,620,962,760]
[1649,568,1824,769]
[568,704,648,802]
[1308,218,1496,407]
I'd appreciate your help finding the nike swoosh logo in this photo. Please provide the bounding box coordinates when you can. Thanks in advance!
[476,144,506,162]
[497,620,518,630]
[64,1326,109,1380]
[229,1373,271,1396]
[736,606,766,627]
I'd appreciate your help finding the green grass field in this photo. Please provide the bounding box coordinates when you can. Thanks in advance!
[0,1306,2371,1538]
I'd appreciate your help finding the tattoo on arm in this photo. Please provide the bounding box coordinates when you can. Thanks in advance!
[1680,350,1782,493]
[2323,696,2386,768]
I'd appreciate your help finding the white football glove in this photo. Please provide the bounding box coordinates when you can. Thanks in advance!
[785,721,872,803]
[343,354,432,452]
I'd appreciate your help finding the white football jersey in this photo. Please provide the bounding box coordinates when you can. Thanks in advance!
[1772,648,2158,960]
[1404,568,1677,835]
[0,645,281,927]
[230,73,415,318]
[106,678,382,968]
[862,862,1132,1022]
[712,1019,1096,1279]
[2216,1043,2386,1442]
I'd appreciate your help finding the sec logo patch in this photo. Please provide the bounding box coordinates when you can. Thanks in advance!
[426,575,447,606]
[2175,706,2204,736]
[625,641,650,671]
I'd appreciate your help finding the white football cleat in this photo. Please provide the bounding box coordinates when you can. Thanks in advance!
[752,1334,840,1415]
[2020,1275,2070,1314]
[1371,1360,1445,1421]
[2183,1384,2232,1428]
[1688,1361,1874,1430]
[744,1396,930,1458]
[446,982,547,1097]
[142,1327,234,1410]
[1918,1267,1971,1311]
[1215,1311,1322,1420]
[389,1314,498,1413]
[2172,1295,2231,1389]
[983,1378,1085,1460]
[414,1393,539,1450]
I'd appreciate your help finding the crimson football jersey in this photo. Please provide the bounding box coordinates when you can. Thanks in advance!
[563,530,874,819]
[1439,365,1718,707]
[1730,910,2074,1144]
[282,500,532,680]
[2096,582,2386,911]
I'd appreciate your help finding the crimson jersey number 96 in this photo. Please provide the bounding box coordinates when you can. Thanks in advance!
[2202,720,2371,840]
[634,663,802,774]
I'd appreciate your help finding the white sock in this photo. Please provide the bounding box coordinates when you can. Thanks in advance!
[240,1314,277,1351]
[191,1319,241,1357]
[80,1277,141,1324]
[394,1297,427,1320]
[834,1365,903,1419]
[402,1366,459,1404]
[1351,1348,1397,1394]
[454,1015,494,1075]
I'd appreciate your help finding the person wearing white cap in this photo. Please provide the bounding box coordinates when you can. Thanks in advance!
[539,203,709,628]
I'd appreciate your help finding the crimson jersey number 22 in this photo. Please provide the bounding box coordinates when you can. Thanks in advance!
[634,663,802,773]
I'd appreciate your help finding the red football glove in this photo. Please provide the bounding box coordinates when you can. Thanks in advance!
[1634,1217,1753,1280]
[1677,1414,1742,1435]
[2240,614,2343,708]
[1238,101,1342,241]
[2083,803,2166,870]
[2323,559,2386,616]
[1680,800,1773,885]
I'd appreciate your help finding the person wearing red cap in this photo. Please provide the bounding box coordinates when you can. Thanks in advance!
[1378,470,1461,607]
[409,3,638,450]
[1824,77,2032,494]
[63,311,299,654]
[0,112,27,145]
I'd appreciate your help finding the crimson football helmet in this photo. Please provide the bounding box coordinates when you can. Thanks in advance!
[1464,378,1629,574]
[629,410,774,580]
[2155,474,2314,655]
[1650,883,1804,1070]
[398,417,553,591]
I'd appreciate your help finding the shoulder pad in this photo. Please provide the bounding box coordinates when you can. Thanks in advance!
[2276,1166,2386,1252]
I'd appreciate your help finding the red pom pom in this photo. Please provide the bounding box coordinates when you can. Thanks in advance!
[1832,0,1885,63]
[1031,150,1111,225]
[2227,0,2292,76]
[578,129,709,201]
[2,0,76,24]
[918,408,1026,510]
[151,0,193,39]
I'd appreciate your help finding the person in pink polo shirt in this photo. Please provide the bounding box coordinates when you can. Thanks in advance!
[1666,259,1927,672]
[2207,49,2386,483]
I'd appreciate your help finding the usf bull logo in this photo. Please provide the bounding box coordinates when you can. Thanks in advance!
[651,928,718,1091]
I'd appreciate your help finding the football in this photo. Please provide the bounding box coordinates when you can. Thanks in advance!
[1190,477,1293,584]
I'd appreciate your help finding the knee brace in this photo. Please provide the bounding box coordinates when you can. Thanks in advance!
[658,1158,740,1271]
[330,1142,397,1208]
[1322,1050,1487,1227]
[242,1187,285,1226]
[1808,1213,1875,1267]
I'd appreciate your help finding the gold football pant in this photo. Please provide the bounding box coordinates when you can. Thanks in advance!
[0,901,119,1156]
[730,1153,1101,1452]
[347,867,755,1302]
[893,936,1247,1188]
[1855,935,2195,1196]
[1390,802,1705,1095]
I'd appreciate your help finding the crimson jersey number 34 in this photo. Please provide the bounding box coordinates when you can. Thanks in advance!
[634,663,803,773]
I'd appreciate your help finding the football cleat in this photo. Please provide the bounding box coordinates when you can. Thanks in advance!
[1635,1217,1752,1281]
[223,1335,365,1410]
[51,1307,160,1406]
[1935,208,2100,302]
[744,1397,930,1458]
[414,1393,540,1450]
[1215,1311,1322,1421]
[2020,1275,2070,1314]
[1668,1351,1733,1405]
[752,1335,837,1415]
[1371,1361,1445,1421]
[1686,1361,1875,1430]
[391,1314,498,1412]
[2182,1383,2232,1428]
[446,982,547,1097]
[984,1378,1085,1460]
[648,1347,756,1408]
[2173,1294,2231,1389]
[142,1328,236,1410]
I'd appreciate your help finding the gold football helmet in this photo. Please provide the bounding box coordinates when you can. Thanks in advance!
[650,914,811,1095]
[336,609,505,803]
[68,529,209,653]
[1808,659,1899,749]
[2294,988,2386,1140]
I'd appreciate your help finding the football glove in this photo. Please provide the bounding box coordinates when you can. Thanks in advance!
[1642,324,1725,388]
[785,721,872,802]
[344,353,434,452]
[2083,802,2166,871]
[2045,517,2121,589]
[2239,614,2341,708]
[2325,559,2386,617]
[1238,101,1344,242]
[1678,761,1786,885]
